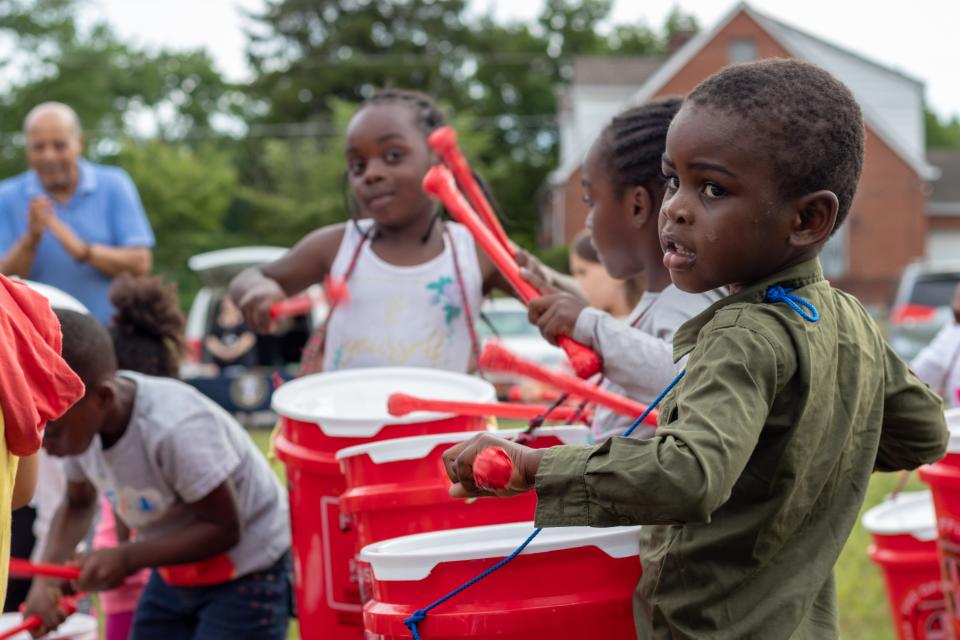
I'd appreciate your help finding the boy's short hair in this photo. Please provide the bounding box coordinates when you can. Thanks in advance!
[687,58,864,233]
[55,308,117,388]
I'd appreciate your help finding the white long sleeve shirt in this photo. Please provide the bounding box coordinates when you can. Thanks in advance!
[911,322,960,408]
[573,285,724,441]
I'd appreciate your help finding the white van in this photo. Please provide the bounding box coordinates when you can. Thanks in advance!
[182,247,327,426]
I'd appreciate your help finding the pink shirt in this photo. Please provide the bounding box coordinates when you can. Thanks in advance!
[94,496,149,614]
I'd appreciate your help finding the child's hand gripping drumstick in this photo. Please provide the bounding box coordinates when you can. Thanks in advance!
[422,165,602,379]
[428,126,513,256]
[0,597,78,640]
[480,341,659,427]
[269,276,351,320]
[442,433,543,498]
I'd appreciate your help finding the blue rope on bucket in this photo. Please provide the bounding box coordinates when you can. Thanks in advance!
[403,286,818,638]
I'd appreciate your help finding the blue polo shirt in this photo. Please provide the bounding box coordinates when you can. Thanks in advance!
[0,160,155,323]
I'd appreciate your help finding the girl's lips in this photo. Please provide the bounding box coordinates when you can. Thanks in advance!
[368,193,394,209]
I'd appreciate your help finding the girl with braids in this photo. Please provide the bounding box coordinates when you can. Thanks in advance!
[522,98,725,441]
[230,89,511,374]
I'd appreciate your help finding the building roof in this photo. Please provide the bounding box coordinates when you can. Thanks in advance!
[570,56,663,87]
[553,2,938,184]
[928,150,960,216]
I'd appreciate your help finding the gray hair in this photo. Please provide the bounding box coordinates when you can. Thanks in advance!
[24,102,83,138]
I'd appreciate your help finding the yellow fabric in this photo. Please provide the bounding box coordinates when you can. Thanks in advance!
[0,410,19,606]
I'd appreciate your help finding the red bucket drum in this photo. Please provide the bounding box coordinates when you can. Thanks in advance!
[863,491,950,640]
[337,426,591,549]
[360,521,642,640]
[919,408,960,637]
[272,367,495,639]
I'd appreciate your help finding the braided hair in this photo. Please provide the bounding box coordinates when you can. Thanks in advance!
[342,88,503,242]
[597,97,683,199]
[360,88,447,136]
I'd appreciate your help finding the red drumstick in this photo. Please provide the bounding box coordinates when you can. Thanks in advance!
[480,341,659,427]
[269,295,314,320]
[2,598,78,640]
[270,276,350,320]
[428,127,513,255]
[423,165,602,379]
[507,385,562,403]
[473,447,514,490]
[8,558,81,581]
[388,393,581,422]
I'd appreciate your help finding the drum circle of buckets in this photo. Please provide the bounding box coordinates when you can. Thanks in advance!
[864,408,960,640]
[271,367,644,639]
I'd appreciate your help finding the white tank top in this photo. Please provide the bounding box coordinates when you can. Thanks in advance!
[322,219,484,372]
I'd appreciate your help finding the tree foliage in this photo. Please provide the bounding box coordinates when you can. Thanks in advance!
[927,109,960,149]
[0,0,701,305]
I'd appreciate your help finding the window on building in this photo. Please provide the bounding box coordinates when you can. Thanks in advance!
[728,38,757,64]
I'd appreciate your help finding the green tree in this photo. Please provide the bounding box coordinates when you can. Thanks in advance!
[245,0,474,122]
[927,109,960,149]
[113,141,238,301]
[0,0,235,146]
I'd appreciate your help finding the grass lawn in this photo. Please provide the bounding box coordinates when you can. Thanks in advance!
[250,426,914,640]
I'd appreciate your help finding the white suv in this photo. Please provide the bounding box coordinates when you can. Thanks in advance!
[888,260,960,360]
[182,247,327,426]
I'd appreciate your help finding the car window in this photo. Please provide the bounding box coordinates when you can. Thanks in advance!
[909,274,960,307]
[478,310,539,339]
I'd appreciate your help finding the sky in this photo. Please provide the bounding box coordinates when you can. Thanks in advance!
[84,0,960,119]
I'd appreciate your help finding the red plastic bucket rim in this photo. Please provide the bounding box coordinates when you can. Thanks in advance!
[335,425,591,464]
[358,521,642,582]
[861,491,936,541]
[271,367,496,437]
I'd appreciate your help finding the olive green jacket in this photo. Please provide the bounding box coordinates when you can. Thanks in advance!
[535,259,948,639]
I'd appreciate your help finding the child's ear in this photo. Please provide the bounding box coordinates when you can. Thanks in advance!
[789,190,839,248]
[627,185,654,228]
[96,380,118,411]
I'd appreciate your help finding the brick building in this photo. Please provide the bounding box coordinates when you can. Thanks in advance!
[544,2,941,306]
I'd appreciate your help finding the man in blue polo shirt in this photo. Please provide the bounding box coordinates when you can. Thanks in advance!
[0,102,154,324]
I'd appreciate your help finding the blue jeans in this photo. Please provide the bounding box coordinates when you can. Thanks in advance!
[131,552,291,640]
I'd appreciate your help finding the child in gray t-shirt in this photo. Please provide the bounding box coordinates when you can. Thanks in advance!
[524,99,724,440]
[25,309,291,640]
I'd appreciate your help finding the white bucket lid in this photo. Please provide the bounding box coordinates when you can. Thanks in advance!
[861,491,937,541]
[336,425,590,463]
[0,612,97,639]
[271,367,496,437]
[946,408,960,453]
[359,521,642,581]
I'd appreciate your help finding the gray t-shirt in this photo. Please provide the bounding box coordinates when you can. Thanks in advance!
[574,285,725,441]
[63,371,290,581]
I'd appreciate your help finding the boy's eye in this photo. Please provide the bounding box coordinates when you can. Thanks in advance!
[703,183,726,199]
[384,149,405,163]
[664,175,679,191]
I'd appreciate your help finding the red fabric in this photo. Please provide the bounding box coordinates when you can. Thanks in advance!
[0,277,85,456]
